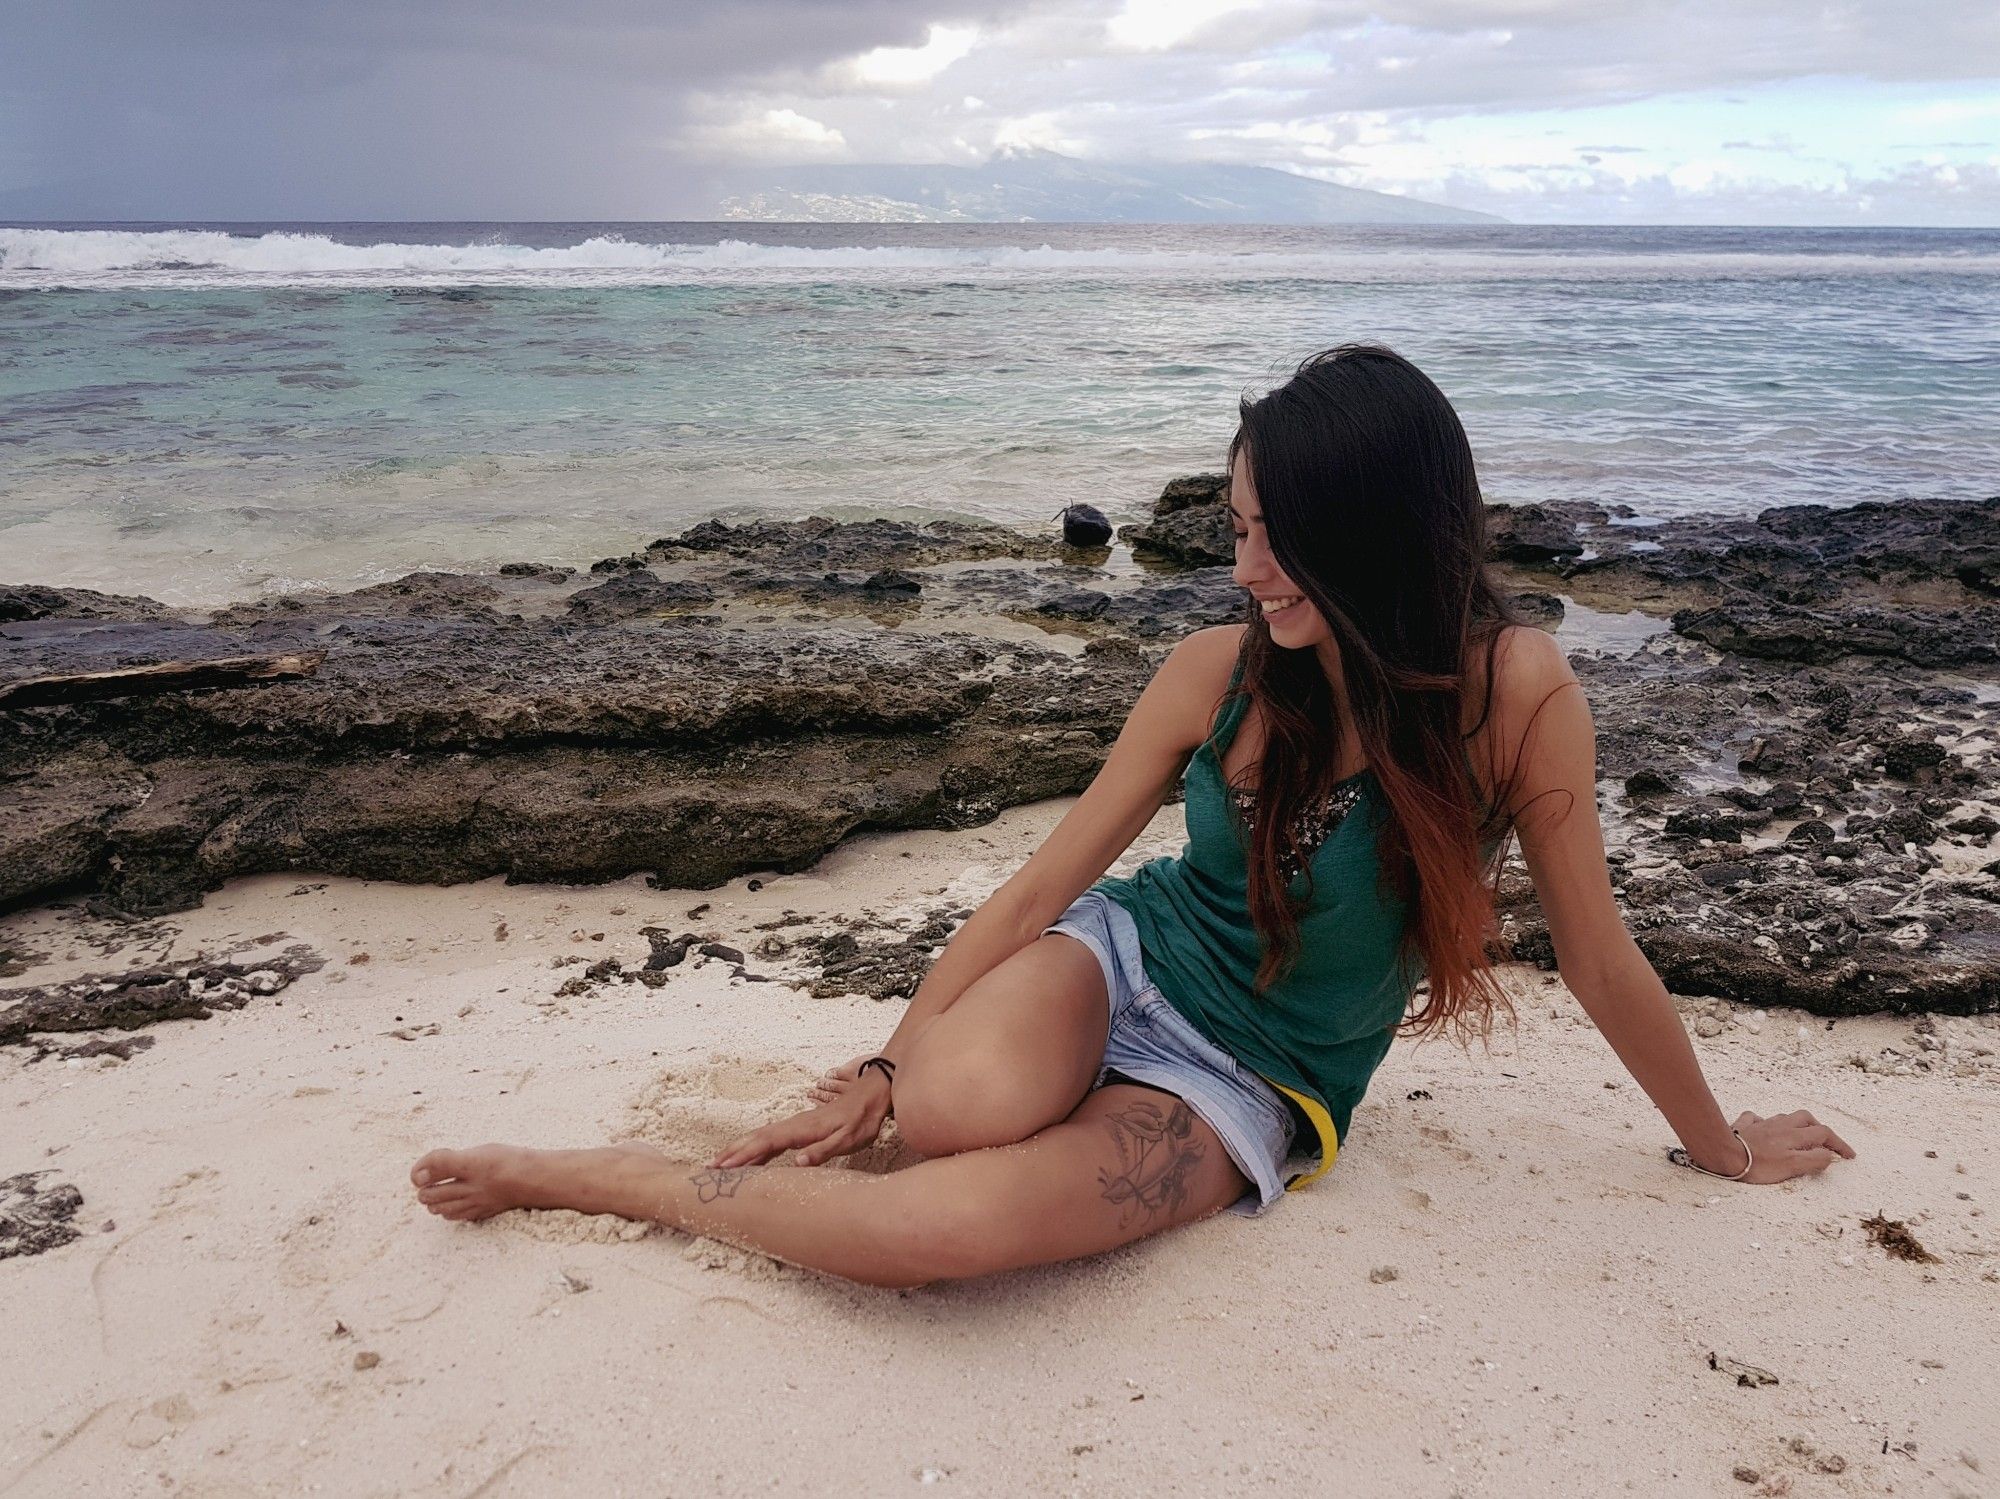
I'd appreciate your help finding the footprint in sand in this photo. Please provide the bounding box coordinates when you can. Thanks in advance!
[1417,1124,1476,1163]
[276,1192,395,1290]
[121,1393,198,1451]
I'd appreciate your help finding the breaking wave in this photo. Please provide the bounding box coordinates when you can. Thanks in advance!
[5,227,1999,288]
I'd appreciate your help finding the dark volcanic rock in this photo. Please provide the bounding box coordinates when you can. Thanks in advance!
[0,945,326,1045]
[1509,495,2000,669]
[1486,503,1602,563]
[646,515,1061,570]
[0,585,168,624]
[1508,591,1565,630]
[0,1171,85,1260]
[1121,503,1233,569]
[0,598,1149,914]
[565,572,718,623]
[3,495,1996,1018]
[207,571,508,628]
[1116,474,1240,566]
[1057,503,1114,547]
[1155,473,1230,515]
[1672,601,1997,668]
[1496,640,1998,1015]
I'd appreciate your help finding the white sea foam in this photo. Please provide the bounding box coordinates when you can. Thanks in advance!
[4,228,1999,289]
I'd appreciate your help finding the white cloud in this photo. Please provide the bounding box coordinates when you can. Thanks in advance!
[679,106,850,162]
[1105,0,1261,52]
[1895,96,2000,127]
[838,23,980,88]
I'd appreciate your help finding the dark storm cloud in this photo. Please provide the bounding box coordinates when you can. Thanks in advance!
[0,0,1043,217]
[4,0,1996,222]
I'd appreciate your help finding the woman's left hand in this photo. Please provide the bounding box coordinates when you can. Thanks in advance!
[1701,1109,1856,1183]
[806,1054,871,1106]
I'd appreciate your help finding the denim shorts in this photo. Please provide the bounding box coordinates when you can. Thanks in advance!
[1043,889,1297,1217]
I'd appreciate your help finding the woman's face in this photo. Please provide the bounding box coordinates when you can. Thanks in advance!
[1228,449,1331,647]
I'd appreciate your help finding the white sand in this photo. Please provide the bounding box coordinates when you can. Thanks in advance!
[2,795,1995,1497]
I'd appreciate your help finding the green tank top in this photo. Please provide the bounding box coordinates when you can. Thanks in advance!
[1092,655,1493,1189]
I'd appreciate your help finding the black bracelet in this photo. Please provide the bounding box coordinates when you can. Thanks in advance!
[857,1056,895,1117]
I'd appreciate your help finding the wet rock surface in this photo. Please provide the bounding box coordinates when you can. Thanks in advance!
[2,488,1996,1016]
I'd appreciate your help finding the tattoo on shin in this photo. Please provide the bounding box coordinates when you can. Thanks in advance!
[688,1167,756,1204]
[1098,1098,1205,1228]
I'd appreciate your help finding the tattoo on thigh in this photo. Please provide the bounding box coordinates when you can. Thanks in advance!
[688,1167,756,1203]
[1098,1098,1205,1228]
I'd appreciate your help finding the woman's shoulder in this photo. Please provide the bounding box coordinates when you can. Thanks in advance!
[1182,622,1252,694]
[1482,623,1576,711]
[1153,625,1250,749]
[1464,624,1582,805]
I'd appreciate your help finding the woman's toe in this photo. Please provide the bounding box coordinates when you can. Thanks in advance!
[411,1148,469,1189]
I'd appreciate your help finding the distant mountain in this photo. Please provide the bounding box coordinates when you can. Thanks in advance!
[711,147,1500,225]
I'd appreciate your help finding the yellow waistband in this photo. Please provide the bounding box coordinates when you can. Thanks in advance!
[1265,1079,1340,1191]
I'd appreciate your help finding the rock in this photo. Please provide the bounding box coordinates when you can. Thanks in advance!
[1706,1352,1778,1388]
[1508,591,1565,629]
[564,572,718,623]
[1624,768,1682,799]
[1057,503,1113,547]
[1486,503,1591,563]
[0,608,1148,915]
[4,493,1996,1020]
[862,568,922,594]
[0,1171,85,1259]
[1,948,325,1047]
[0,584,168,623]
[1154,474,1229,516]
[1882,737,1949,781]
[1122,504,1232,569]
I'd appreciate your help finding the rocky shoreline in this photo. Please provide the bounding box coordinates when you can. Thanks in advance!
[3,481,1996,1020]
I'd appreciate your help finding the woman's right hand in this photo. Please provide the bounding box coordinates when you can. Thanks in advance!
[711,1071,891,1169]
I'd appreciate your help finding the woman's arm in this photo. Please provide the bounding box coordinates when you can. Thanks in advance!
[713,624,1240,1167]
[1491,628,1856,1183]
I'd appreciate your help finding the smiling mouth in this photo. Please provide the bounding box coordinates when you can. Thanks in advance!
[1258,595,1304,617]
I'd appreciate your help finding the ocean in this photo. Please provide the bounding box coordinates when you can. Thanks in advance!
[2,221,1996,608]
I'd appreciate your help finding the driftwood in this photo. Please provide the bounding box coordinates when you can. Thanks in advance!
[0,652,324,709]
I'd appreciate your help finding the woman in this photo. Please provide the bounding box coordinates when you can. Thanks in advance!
[410,344,1855,1285]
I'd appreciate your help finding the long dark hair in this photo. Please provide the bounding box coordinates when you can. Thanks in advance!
[1225,343,1549,1044]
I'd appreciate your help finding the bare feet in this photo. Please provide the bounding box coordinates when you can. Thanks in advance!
[410,1140,667,1222]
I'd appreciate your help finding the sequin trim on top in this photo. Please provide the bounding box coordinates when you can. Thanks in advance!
[1226,774,1368,887]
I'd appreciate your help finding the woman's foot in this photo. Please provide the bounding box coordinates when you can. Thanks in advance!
[409,1140,668,1222]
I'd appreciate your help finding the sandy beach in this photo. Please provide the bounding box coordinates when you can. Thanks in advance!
[4,782,1995,1498]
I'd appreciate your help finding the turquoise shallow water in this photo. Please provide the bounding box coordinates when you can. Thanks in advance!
[3,222,1996,606]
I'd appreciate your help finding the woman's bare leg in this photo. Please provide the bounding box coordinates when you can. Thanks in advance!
[410,1084,1250,1288]
[888,929,1112,1157]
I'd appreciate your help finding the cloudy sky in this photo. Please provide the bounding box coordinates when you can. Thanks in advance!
[5,0,1997,224]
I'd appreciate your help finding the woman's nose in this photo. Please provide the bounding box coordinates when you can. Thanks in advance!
[1232,537,1271,588]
